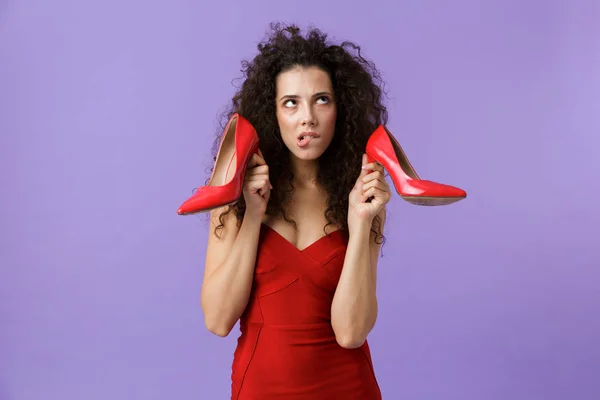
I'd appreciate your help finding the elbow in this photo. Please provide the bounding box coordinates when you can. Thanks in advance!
[335,332,366,349]
[207,325,232,337]
[202,308,235,337]
[332,316,374,349]
[201,298,234,337]
[205,319,233,337]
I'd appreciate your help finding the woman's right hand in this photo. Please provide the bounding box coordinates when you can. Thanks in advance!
[243,149,272,218]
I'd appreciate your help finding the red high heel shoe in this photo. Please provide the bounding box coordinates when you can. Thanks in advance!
[366,125,467,206]
[177,113,259,215]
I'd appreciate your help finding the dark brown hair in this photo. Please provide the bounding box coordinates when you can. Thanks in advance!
[208,23,389,244]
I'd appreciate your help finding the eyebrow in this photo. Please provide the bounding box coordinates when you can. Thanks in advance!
[279,91,333,101]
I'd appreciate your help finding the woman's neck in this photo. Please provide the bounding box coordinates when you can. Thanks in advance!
[289,154,319,189]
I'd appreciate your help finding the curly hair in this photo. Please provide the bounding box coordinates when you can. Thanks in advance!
[208,23,389,245]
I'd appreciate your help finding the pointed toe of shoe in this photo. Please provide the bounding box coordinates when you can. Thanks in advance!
[177,184,241,215]
[177,200,196,215]
[436,183,466,199]
[177,190,207,215]
[450,186,467,199]
[177,206,188,215]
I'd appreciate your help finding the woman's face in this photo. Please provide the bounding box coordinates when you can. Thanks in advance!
[275,65,337,161]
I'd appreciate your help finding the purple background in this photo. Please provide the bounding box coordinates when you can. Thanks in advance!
[1,0,599,399]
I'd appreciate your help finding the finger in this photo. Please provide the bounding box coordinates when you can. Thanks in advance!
[361,187,376,203]
[249,153,266,168]
[358,154,370,177]
[361,162,384,173]
[247,164,269,175]
[261,179,272,196]
[246,171,269,179]
[362,178,384,191]
[250,179,271,196]
[248,178,270,189]
[362,170,384,184]
[246,173,273,189]
[363,184,390,198]
[247,176,270,186]
[362,186,386,203]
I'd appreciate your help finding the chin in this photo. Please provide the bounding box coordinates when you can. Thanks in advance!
[290,147,327,161]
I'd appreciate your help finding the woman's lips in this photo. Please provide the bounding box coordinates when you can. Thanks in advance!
[297,132,319,148]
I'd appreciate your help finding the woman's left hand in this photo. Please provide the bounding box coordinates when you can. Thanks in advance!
[348,154,392,227]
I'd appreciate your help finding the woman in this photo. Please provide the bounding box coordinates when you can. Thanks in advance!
[178,23,466,399]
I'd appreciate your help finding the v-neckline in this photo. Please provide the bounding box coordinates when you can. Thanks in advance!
[261,223,344,253]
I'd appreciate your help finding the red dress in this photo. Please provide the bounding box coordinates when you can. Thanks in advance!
[230,224,382,399]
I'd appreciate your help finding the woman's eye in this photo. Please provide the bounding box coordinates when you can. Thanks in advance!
[284,99,297,107]
[316,96,329,104]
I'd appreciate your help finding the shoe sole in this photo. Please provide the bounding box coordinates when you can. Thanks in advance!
[402,195,466,206]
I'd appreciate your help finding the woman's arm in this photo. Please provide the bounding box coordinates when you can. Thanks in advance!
[200,208,263,337]
[331,210,385,348]
[332,154,391,348]
[200,151,272,337]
